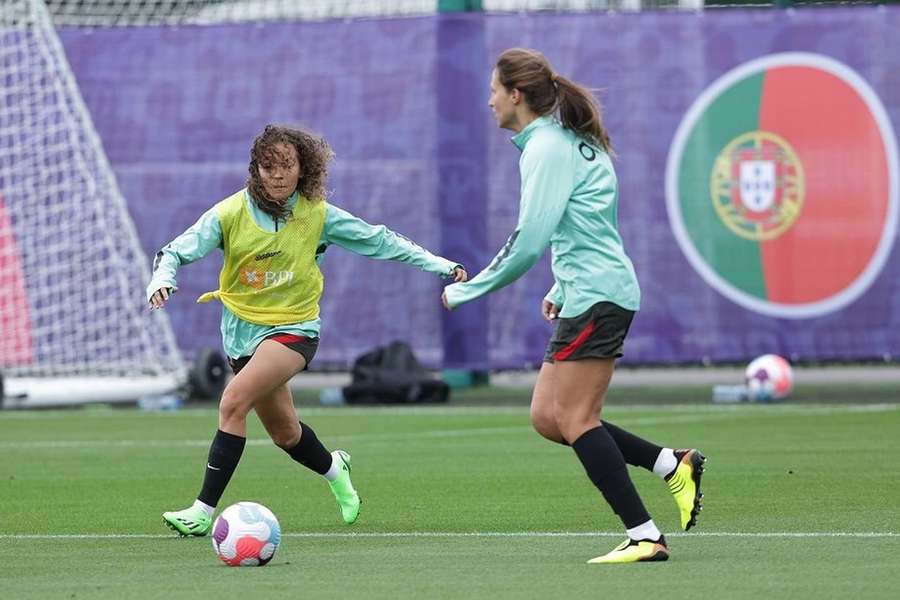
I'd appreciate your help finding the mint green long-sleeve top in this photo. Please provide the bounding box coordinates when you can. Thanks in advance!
[443,116,640,317]
[147,191,459,359]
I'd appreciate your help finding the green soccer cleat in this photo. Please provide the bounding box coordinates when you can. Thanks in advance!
[666,448,706,531]
[162,505,212,537]
[328,450,360,525]
[588,536,669,564]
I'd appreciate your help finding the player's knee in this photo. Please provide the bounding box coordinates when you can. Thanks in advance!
[218,387,251,424]
[270,423,301,450]
[552,408,592,443]
[271,429,299,450]
[530,407,556,439]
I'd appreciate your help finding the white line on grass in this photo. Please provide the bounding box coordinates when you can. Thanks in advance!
[0,413,761,450]
[2,531,897,540]
[0,426,535,449]
[0,417,720,449]
[2,404,897,450]
[1,403,897,419]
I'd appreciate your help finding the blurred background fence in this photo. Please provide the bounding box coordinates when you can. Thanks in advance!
[6,0,900,372]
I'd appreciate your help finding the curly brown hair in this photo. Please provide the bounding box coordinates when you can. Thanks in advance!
[246,124,335,220]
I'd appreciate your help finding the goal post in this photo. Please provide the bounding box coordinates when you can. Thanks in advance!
[0,0,186,408]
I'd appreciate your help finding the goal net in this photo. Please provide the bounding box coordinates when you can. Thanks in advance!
[43,0,438,25]
[0,0,186,407]
[39,0,705,27]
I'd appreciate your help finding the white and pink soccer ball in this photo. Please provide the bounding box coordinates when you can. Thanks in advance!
[212,502,281,567]
[745,354,794,402]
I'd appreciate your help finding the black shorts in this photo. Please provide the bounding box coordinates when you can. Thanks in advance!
[228,333,319,375]
[544,301,635,363]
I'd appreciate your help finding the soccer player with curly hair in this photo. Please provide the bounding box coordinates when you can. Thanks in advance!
[149,124,466,536]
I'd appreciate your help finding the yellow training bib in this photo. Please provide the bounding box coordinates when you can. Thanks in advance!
[197,190,326,326]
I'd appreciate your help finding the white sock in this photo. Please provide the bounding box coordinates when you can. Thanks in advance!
[627,520,662,542]
[652,448,677,479]
[323,453,340,482]
[192,499,215,518]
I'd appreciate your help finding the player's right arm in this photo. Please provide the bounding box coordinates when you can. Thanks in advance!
[147,207,223,309]
[443,132,574,309]
[541,282,564,321]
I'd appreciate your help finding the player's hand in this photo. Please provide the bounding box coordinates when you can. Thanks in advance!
[451,266,467,282]
[541,299,559,322]
[149,287,173,310]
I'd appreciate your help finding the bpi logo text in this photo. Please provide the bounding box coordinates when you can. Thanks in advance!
[240,268,294,289]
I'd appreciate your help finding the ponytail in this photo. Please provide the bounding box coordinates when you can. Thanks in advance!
[554,75,613,155]
[496,48,613,154]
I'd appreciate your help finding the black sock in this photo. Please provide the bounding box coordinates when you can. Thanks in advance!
[198,429,246,507]
[602,421,663,472]
[572,425,651,529]
[284,420,332,475]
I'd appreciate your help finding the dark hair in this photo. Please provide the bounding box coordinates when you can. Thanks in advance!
[495,48,613,154]
[247,124,335,220]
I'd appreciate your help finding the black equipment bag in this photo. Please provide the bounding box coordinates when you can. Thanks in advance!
[342,341,449,404]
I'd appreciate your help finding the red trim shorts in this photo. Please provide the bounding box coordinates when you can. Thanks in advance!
[228,333,319,375]
[544,301,634,362]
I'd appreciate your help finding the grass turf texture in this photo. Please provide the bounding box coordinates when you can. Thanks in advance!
[2,403,898,599]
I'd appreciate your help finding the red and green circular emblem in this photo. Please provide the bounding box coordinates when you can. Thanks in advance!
[666,53,898,318]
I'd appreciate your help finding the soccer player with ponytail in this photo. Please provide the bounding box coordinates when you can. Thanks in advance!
[442,48,705,563]
[149,124,466,536]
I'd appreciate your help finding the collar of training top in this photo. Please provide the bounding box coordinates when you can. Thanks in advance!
[510,115,554,151]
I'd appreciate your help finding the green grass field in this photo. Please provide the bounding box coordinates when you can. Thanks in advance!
[2,401,898,599]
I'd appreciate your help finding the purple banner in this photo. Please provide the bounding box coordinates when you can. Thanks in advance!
[59,7,900,368]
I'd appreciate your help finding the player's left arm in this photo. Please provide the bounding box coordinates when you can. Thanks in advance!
[321,204,466,281]
[443,137,574,309]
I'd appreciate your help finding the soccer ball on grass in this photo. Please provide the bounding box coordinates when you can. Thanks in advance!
[211,502,281,566]
[744,354,793,402]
